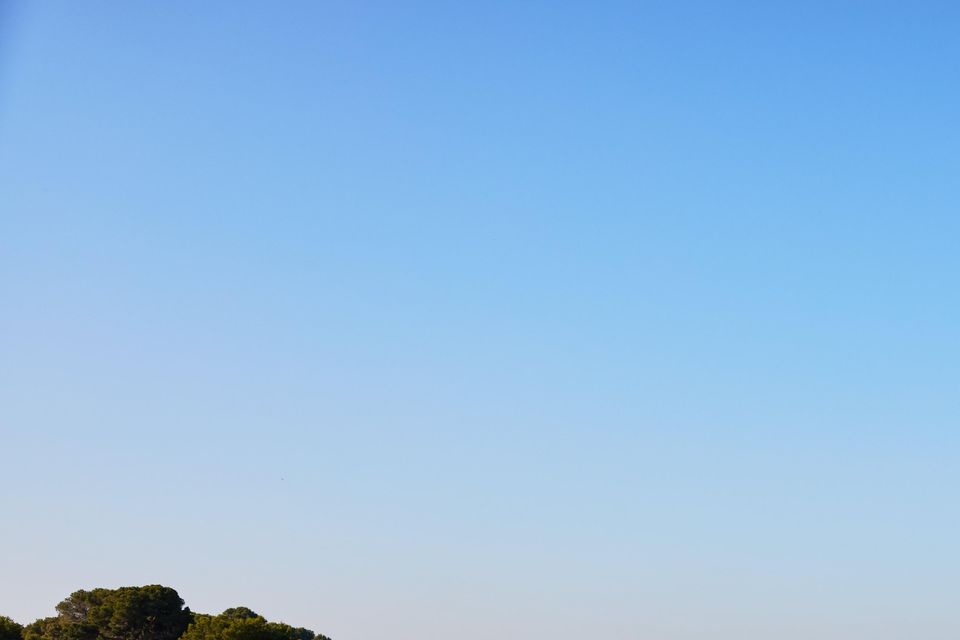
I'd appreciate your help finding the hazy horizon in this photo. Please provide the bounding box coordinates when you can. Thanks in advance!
[2,2,959,639]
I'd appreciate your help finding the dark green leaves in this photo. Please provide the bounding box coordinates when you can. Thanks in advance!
[0,616,24,640]
[41,587,191,640]
[17,588,328,640]
[181,609,327,640]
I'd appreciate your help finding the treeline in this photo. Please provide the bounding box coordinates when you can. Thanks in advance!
[0,585,330,640]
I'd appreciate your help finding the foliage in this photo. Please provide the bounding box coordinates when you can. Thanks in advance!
[25,586,192,640]
[0,616,23,640]
[9,587,328,640]
[181,609,327,640]
[23,616,99,640]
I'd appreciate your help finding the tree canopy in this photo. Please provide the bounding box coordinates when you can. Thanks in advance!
[0,616,23,640]
[7,587,328,640]
[181,610,324,640]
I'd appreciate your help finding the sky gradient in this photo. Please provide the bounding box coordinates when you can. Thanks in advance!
[2,2,959,639]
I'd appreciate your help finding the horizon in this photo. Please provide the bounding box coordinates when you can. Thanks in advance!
[2,2,959,639]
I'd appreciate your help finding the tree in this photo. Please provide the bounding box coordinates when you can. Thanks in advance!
[0,616,23,640]
[20,586,329,640]
[217,611,257,623]
[28,586,191,640]
[179,610,328,640]
[263,623,316,640]
[23,617,95,640]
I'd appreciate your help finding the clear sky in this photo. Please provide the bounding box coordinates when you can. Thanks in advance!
[1,2,958,639]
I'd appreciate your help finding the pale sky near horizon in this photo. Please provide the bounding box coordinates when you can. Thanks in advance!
[2,2,959,639]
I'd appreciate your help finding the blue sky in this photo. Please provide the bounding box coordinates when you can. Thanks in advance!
[1,2,959,639]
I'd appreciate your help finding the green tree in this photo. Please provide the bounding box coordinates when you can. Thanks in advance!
[0,616,23,640]
[217,611,257,623]
[27,586,191,640]
[22,586,329,640]
[180,610,328,640]
[23,617,95,640]
[264,623,315,640]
